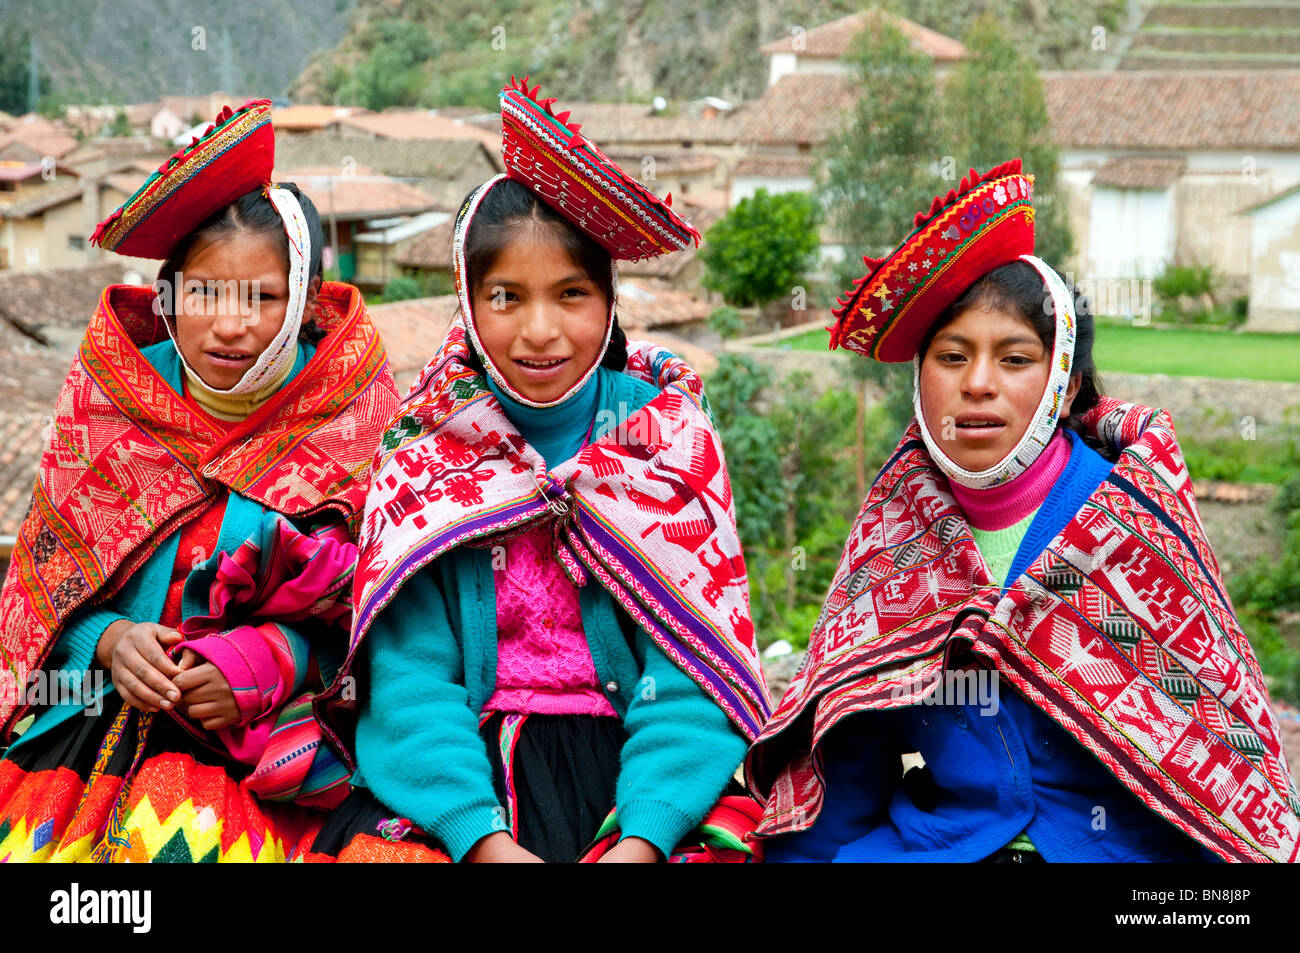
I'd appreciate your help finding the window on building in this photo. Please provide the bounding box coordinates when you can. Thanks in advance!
[0,181,15,192]
[68,235,86,251]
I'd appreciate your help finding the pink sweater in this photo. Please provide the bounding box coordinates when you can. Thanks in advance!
[484,523,619,716]
[949,428,1072,531]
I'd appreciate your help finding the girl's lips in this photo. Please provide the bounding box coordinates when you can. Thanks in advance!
[512,356,571,382]
[205,351,253,369]
[952,423,1006,442]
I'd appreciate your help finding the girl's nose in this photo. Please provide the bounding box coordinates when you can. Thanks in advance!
[519,303,562,346]
[961,354,997,398]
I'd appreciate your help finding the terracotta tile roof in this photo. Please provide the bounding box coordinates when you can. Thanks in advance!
[275,135,503,180]
[0,412,45,537]
[738,69,1300,152]
[499,103,744,146]
[1042,70,1300,150]
[607,150,719,175]
[758,10,968,61]
[0,160,52,183]
[0,115,79,160]
[616,277,713,330]
[0,182,85,218]
[1092,155,1187,189]
[368,295,456,393]
[0,263,127,336]
[736,73,857,145]
[275,165,439,219]
[272,105,369,132]
[332,111,503,149]
[732,154,816,178]
[394,219,455,270]
[104,172,149,198]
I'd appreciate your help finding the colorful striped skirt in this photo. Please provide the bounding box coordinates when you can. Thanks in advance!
[305,711,763,863]
[0,699,325,862]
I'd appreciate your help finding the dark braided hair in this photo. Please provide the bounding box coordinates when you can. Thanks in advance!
[155,182,328,343]
[919,260,1111,460]
[456,177,628,375]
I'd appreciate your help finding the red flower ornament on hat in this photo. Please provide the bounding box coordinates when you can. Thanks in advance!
[498,75,701,261]
[829,159,1035,362]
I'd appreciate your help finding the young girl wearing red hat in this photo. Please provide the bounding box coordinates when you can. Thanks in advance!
[307,79,770,863]
[0,100,400,862]
[746,161,1299,863]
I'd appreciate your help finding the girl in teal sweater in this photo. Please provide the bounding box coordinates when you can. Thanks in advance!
[311,80,770,863]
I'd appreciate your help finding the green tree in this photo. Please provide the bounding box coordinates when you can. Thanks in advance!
[942,11,1073,268]
[0,26,49,116]
[380,275,426,302]
[339,18,432,111]
[108,107,131,138]
[699,189,820,309]
[819,11,946,292]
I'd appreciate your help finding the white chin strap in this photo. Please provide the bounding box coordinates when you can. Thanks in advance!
[913,254,1077,489]
[163,186,311,396]
[453,174,614,409]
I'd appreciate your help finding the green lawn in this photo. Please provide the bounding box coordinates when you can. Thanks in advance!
[763,324,1300,383]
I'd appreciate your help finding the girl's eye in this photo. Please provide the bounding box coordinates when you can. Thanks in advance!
[562,287,589,298]
[1003,355,1033,367]
[937,352,965,364]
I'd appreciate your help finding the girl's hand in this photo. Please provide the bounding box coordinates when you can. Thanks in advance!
[173,649,240,730]
[464,832,545,863]
[596,836,661,864]
[97,620,183,713]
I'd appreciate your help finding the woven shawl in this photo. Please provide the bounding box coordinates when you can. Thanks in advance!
[746,397,1300,863]
[323,319,770,758]
[0,281,399,741]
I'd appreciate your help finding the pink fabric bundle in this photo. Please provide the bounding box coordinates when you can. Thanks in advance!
[177,515,357,806]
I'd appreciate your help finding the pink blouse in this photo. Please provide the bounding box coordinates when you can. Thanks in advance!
[483,523,619,716]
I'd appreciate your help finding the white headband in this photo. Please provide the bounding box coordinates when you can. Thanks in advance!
[453,174,616,409]
[913,254,1077,489]
[163,186,311,396]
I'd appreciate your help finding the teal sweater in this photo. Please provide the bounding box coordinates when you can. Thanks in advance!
[353,366,750,861]
[9,340,312,751]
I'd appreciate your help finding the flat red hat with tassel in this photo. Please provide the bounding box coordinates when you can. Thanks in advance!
[829,159,1035,362]
[498,76,701,261]
[91,99,275,260]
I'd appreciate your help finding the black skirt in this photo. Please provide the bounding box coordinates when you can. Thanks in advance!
[311,712,627,863]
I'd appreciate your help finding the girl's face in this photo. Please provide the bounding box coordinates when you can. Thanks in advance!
[470,228,609,404]
[174,233,300,391]
[919,303,1080,473]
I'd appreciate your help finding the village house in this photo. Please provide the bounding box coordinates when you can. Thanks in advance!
[727,11,1300,327]
[276,164,439,291]
[273,135,503,211]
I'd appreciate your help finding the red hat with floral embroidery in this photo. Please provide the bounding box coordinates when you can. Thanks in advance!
[499,76,701,262]
[829,159,1036,362]
[91,99,275,259]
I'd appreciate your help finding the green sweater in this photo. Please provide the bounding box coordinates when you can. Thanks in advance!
[353,367,749,861]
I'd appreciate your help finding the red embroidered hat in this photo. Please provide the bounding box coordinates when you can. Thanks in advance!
[91,99,275,259]
[499,76,701,261]
[829,159,1035,362]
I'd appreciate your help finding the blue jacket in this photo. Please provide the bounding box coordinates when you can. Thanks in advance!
[353,367,749,861]
[767,430,1220,863]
